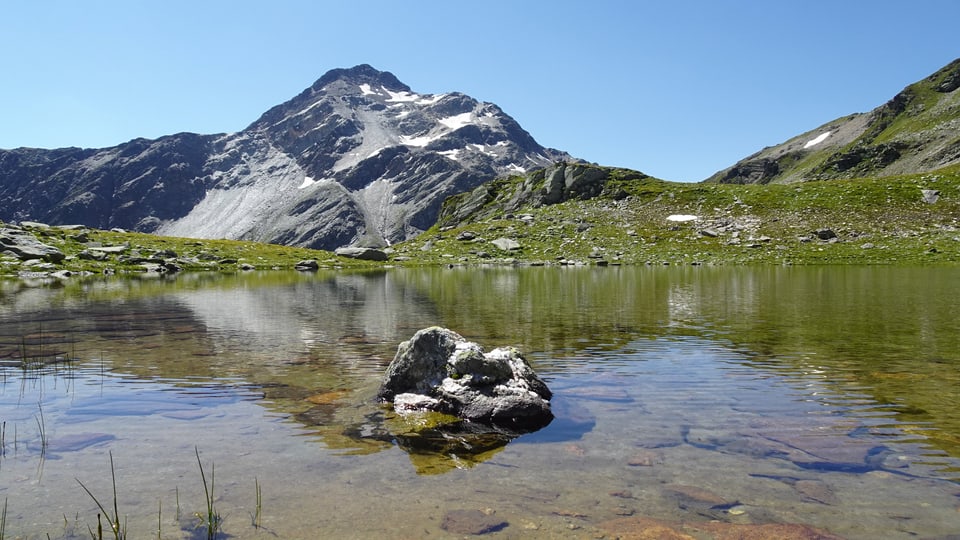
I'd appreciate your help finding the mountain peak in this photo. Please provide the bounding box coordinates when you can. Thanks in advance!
[0,65,572,250]
[311,64,410,93]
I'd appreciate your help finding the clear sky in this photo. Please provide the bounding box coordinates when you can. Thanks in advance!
[1,1,957,182]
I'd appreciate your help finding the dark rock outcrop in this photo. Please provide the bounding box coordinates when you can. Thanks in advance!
[437,163,646,229]
[294,259,319,271]
[334,246,389,261]
[714,158,780,185]
[377,327,553,429]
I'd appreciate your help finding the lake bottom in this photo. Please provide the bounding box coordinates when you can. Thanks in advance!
[2,334,958,539]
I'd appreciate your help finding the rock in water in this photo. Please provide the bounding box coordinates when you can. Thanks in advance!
[377,327,552,429]
[440,509,507,535]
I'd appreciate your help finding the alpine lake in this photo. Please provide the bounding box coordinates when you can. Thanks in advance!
[1,265,959,539]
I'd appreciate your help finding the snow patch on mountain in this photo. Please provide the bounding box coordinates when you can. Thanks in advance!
[416,94,446,105]
[398,134,437,147]
[804,131,832,149]
[439,112,475,130]
[299,176,334,189]
[439,149,461,161]
[384,88,420,103]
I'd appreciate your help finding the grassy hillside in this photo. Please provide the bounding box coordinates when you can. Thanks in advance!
[2,163,958,278]
[706,58,960,184]
[391,163,960,266]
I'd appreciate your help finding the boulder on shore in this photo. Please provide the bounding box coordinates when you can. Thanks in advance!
[335,246,389,261]
[0,226,66,263]
[377,327,553,430]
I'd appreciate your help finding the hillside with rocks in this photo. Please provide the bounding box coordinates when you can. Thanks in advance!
[391,161,959,266]
[707,58,960,184]
[2,160,957,279]
[0,65,570,251]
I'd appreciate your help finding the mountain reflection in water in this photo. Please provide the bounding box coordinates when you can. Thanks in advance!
[1,266,959,539]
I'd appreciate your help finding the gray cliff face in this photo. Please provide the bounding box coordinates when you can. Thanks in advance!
[0,65,570,250]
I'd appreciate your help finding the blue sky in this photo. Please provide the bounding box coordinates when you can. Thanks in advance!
[1,1,957,182]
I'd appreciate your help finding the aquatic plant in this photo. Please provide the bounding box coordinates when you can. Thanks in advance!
[194,447,222,539]
[252,477,262,529]
[1,497,7,540]
[76,451,126,540]
[35,402,47,455]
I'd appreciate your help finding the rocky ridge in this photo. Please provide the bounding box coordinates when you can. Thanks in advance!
[707,58,960,184]
[0,65,570,250]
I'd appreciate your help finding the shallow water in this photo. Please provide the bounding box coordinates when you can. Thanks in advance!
[0,266,959,539]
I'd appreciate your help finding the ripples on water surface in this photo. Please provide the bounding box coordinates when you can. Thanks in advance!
[0,267,958,539]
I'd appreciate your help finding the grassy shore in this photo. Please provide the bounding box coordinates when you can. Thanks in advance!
[393,164,960,266]
[2,164,958,278]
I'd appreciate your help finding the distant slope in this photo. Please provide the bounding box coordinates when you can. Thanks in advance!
[0,65,571,250]
[707,58,960,184]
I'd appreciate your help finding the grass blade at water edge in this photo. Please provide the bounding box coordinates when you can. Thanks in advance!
[76,451,124,540]
[194,446,222,539]
[1,496,7,540]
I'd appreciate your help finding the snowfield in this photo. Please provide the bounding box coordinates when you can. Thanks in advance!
[803,131,831,149]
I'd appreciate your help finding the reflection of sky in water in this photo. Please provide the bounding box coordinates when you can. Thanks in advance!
[0,267,959,538]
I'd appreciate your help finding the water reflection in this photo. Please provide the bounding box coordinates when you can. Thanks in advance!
[1,267,959,538]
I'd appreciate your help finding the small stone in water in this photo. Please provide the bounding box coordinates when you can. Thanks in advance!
[520,520,540,530]
[794,479,839,505]
[564,444,586,456]
[440,509,507,535]
[627,450,660,466]
[727,505,747,516]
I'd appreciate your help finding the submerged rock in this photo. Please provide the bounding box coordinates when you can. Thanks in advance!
[599,516,845,540]
[377,327,552,429]
[440,509,507,535]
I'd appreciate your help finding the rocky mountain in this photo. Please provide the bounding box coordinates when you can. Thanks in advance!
[0,65,570,250]
[707,58,960,184]
[435,161,636,230]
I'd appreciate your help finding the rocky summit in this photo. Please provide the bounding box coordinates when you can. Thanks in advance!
[0,65,570,250]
